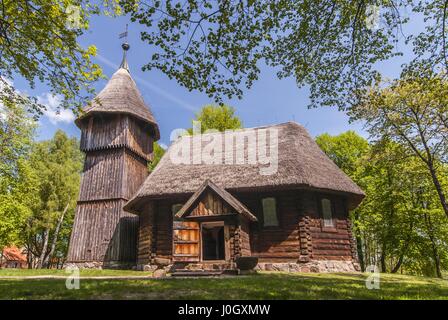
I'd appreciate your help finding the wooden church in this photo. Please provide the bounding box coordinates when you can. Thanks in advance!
[66,43,365,273]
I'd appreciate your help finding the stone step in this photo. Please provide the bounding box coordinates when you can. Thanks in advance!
[170,269,238,277]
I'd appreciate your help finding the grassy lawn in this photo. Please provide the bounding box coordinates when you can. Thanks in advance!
[0,269,447,300]
[0,268,148,277]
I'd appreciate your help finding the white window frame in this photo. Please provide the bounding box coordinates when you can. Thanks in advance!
[321,198,334,227]
[262,197,279,227]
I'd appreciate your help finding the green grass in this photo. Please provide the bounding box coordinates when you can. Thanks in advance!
[0,268,148,277]
[0,270,447,300]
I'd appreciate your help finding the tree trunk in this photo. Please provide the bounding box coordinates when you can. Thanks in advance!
[427,163,448,219]
[431,241,442,279]
[356,235,365,272]
[26,244,33,269]
[353,211,365,271]
[391,255,404,273]
[423,211,443,278]
[37,228,50,269]
[380,248,387,273]
[391,217,414,273]
[43,202,69,268]
[0,249,3,269]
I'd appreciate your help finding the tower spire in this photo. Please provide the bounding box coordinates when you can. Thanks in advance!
[119,24,130,71]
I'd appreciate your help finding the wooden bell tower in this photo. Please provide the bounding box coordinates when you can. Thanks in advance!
[66,42,160,268]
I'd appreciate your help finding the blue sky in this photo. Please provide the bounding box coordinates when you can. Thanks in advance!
[12,10,423,147]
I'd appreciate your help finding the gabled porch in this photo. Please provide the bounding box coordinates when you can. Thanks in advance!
[171,180,257,271]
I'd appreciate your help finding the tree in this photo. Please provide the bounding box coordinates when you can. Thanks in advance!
[0,101,37,251]
[316,131,369,176]
[149,142,166,171]
[150,104,241,170]
[350,72,448,218]
[0,159,39,252]
[188,104,242,133]
[24,130,83,268]
[119,1,447,109]
[0,0,109,116]
[360,140,420,273]
[317,132,448,277]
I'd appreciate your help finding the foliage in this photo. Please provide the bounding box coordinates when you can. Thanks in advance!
[315,131,369,177]
[118,1,447,109]
[148,142,166,171]
[0,102,37,249]
[24,130,83,267]
[188,104,242,134]
[350,71,448,218]
[0,159,39,250]
[3,0,447,117]
[0,1,122,116]
[316,131,448,277]
[120,0,408,107]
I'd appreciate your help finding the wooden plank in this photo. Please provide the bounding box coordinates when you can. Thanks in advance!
[173,221,200,262]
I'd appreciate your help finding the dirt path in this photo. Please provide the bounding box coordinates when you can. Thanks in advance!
[0,275,155,280]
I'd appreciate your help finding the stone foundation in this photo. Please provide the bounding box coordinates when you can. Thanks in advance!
[139,260,359,274]
[137,262,234,272]
[255,260,360,273]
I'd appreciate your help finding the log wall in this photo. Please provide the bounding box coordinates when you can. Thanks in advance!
[238,218,251,257]
[237,191,302,262]
[140,190,356,267]
[137,202,155,265]
[304,194,354,261]
[235,190,354,262]
[154,201,174,260]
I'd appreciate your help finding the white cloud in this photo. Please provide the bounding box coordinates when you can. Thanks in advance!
[38,93,75,125]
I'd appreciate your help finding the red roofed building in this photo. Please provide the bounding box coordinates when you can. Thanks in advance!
[0,246,27,269]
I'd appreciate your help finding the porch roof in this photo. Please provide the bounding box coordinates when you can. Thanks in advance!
[175,179,258,222]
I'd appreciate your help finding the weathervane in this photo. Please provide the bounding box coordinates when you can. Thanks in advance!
[119,24,130,70]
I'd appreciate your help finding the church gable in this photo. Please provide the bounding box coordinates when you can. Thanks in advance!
[176,180,257,221]
[188,190,234,217]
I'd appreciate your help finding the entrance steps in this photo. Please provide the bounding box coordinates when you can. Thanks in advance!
[170,269,238,277]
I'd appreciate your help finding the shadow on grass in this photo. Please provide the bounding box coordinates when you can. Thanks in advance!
[0,272,447,300]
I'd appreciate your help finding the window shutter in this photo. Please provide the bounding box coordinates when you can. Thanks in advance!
[262,197,279,226]
[321,198,334,227]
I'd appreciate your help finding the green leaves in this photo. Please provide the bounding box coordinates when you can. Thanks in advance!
[187,104,242,134]
[121,0,409,108]
[0,102,37,248]
[25,130,83,261]
[351,70,448,218]
[148,142,166,171]
[316,131,448,276]
[0,0,107,117]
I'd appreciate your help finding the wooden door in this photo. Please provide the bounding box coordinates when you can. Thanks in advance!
[172,221,200,262]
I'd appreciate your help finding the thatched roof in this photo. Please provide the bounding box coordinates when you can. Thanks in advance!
[124,122,365,213]
[75,67,160,140]
[176,179,258,222]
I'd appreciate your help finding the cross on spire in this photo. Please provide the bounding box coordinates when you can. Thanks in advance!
[119,24,128,42]
[119,24,130,71]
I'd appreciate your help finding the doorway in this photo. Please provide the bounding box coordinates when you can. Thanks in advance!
[201,222,225,261]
